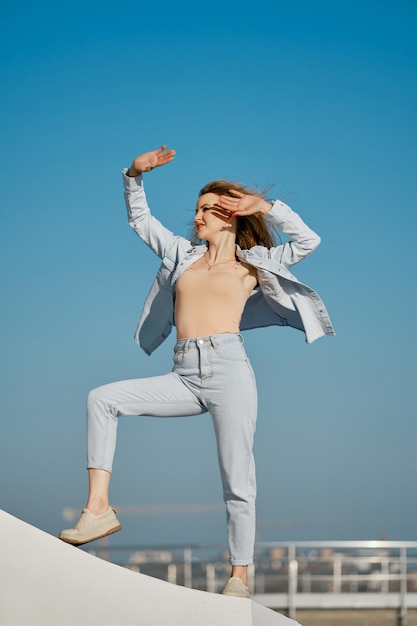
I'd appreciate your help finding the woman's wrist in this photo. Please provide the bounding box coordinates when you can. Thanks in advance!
[260,199,274,214]
[127,166,142,177]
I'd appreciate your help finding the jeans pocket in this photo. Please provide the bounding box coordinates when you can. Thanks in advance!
[173,350,185,365]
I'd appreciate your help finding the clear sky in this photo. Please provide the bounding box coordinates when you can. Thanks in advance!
[1,0,416,550]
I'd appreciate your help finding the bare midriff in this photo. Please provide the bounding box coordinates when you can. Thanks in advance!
[175,258,257,339]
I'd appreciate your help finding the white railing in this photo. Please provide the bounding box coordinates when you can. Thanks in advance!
[85,540,417,625]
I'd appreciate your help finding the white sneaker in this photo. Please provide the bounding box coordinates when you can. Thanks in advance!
[59,507,121,545]
[222,577,250,598]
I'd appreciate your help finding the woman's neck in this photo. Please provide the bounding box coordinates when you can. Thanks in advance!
[205,235,237,263]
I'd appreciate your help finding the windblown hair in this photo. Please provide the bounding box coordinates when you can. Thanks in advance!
[198,180,276,250]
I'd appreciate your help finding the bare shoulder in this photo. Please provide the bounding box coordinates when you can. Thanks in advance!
[239,261,258,293]
[240,261,257,277]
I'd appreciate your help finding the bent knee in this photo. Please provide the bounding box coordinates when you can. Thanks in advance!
[87,384,115,415]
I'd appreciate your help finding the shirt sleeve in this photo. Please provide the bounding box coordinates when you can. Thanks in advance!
[265,200,321,267]
[123,169,189,260]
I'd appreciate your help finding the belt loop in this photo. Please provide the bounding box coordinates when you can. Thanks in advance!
[210,335,217,349]
[184,339,190,354]
[238,333,244,345]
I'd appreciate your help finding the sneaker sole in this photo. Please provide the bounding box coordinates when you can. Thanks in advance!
[59,523,122,546]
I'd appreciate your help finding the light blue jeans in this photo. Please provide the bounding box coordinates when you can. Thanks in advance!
[87,333,258,565]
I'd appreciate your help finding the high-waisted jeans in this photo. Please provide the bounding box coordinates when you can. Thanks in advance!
[87,333,258,565]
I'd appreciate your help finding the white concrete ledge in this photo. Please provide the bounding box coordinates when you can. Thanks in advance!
[0,509,299,626]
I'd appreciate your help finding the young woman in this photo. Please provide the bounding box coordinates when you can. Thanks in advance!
[60,145,334,597]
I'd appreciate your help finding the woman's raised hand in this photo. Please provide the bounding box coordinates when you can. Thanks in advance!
[216,190,272,218]
[128,145,176,176]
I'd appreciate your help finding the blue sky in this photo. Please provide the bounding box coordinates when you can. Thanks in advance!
[1,0,416,550]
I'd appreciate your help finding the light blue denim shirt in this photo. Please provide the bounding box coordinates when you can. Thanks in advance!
[123,170,335,355]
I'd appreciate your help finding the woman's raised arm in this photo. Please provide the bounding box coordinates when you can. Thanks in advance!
[123,145,188,260]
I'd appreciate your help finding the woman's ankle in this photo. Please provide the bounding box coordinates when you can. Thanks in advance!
[86,503,109,516]
[87,468,111,515]
[231,565,248,586]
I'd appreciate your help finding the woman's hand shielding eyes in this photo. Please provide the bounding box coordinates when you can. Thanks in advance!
[216,190,272,219]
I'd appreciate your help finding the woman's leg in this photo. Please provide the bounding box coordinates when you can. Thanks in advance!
[60,371,206,544]
[86,371,206,493]
[201,336,258,585]
[231,565,248,585]
[86,468,111,515]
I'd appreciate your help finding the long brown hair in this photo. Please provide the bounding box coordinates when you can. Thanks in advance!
[198,180,276,249]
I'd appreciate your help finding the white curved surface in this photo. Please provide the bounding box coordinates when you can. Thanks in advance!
[0,509,299,626]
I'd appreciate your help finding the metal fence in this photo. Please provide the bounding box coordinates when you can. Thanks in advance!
[85,540,417,624]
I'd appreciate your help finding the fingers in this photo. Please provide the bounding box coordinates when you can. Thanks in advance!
[157,148,175,158]
[217,195,239,209]
[153,147,176,169]
[217,191,266,217]
[156,145,175,155]
[158,150,176,161]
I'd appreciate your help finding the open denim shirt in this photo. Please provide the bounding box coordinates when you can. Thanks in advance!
[123,170,335,355]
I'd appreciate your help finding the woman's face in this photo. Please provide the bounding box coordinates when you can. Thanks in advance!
[194,193,234,240]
